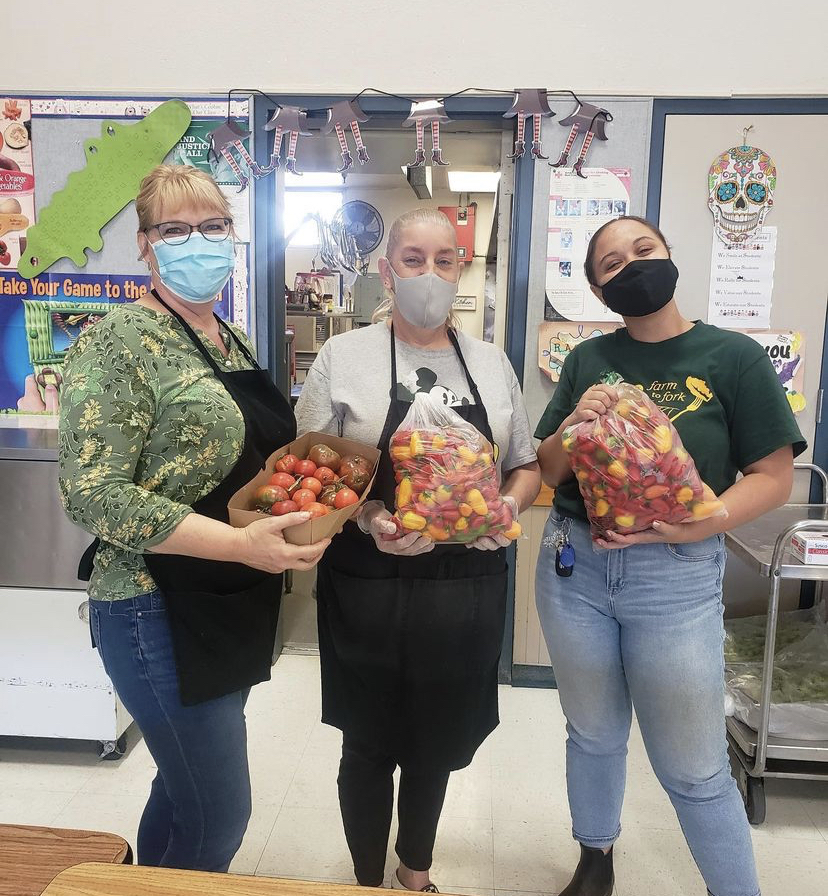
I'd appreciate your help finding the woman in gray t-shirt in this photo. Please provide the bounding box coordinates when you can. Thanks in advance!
[296,208,539,892]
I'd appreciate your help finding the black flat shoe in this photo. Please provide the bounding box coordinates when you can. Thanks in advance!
[559,844,614,896]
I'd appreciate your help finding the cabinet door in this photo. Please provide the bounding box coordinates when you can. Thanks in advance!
[0,588,131,741]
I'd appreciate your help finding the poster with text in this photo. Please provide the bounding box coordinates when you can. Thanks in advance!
[0,271,235,419]
[538,321,622,382]
[0,98,35,273]
[708,227,776,328]
[545,167,631,322]
[173,119,250,187]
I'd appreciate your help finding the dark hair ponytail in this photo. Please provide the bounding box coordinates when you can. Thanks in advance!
[584,216,671,285]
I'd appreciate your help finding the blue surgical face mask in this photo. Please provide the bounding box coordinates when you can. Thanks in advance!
[151,234,235,304]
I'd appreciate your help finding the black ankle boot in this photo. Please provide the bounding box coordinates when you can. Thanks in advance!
[559,844,614,896]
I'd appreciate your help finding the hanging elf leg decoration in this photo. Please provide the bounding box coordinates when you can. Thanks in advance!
[550,101,612,178]
[503,89,554,160]
[257,106,312,176]
[323,99,371,172]
[207,119,256,190]
[403,100,451,167]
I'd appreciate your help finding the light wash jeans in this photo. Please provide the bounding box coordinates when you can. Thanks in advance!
[535,511,760,896]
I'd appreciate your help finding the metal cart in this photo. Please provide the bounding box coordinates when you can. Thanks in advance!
[724,463,828,824]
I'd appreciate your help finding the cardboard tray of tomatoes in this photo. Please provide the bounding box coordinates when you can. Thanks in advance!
[562,381,726,542]
[387,427,522,544]
[228,432,380,545]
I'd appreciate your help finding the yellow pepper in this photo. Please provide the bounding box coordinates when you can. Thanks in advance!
[562,435,575,453]
[454,517,469,531]
[459,502,473,517]
[653,424,672,454]
[576,470,590,482]
[479,452,492,467]
[420,490,437,508]
[390,445,412,461]
[400,511,427,531]
[615,513,636,529]
[676,486,694,505]
[432,434,446,450]
[397,477,413,508]
[435,485,454,504]
[676,447,688,463]
[594,498,610,517]
[607,460,626,480]
[503,521,522,540]
[692,500,724,520]
[427,523,451,541]
[465,488,488,516]
[615,399,637,419]
[410,431,424,457]
[458,446,479,465]
[593,486,605,497]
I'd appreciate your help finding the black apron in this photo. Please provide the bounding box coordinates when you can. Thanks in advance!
[79,290,296,705]
[316,325,508,772]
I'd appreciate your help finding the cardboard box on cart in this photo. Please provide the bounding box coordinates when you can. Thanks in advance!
[228,432,380,545]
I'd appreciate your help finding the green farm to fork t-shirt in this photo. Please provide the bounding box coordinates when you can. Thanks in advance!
[535,322,806,522]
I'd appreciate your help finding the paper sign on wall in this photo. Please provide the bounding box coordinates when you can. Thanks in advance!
[0,98,35,272]
[545,167,631,323]
[708,226,776,328]
[538,321,622,382]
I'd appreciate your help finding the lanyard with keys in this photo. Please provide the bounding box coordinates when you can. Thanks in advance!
[544,518,576,577]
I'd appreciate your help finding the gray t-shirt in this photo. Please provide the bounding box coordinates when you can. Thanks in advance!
[295,322,537,477]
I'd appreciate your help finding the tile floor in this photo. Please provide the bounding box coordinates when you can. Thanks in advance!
[1,654,827,895]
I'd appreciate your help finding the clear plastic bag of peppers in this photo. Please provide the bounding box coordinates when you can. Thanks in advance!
[562,373,727,542]
[387,393,522,544]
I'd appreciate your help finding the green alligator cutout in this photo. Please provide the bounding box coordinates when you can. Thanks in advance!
[18,100,192,279]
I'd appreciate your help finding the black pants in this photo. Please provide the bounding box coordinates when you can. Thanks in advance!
[338,735,451,887]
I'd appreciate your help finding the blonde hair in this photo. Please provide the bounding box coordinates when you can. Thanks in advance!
[135,165,232,231]
[372,208,462,329]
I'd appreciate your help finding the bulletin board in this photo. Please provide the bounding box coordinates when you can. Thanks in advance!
[649,101,828,499]
[0,94,254,417]
[521,97,654,430]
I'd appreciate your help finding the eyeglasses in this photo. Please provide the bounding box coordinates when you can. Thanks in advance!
[145,217,232,245]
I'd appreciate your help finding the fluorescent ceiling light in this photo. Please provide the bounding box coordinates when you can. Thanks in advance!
[285,172,343,187]
[447,171,501,193]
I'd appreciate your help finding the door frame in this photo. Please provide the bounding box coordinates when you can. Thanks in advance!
[252,93,535,683]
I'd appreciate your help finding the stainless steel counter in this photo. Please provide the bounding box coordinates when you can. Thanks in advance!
[0,425,60,460]
[0,427,90,590]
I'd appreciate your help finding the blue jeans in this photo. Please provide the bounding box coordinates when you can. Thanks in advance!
[535,512,760,896]
[89,591,252,872]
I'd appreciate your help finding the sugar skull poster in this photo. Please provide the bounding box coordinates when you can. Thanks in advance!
[708,143,777,245]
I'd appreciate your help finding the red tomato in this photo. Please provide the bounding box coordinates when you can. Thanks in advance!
[333,487,359,509]
[275,453,298,474]
[304,502,330,519]
[269,471,297,490]
[294,459,318,478]
[315,466,337,486]
[301,476,323,496]
[254,485,284,510]
[293,488,317,508]
[271,499,300,516]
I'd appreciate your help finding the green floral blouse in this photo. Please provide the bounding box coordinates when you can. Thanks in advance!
[58,303,256,601]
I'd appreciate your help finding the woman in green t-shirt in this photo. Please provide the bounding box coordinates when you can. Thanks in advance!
[534,216,805,896]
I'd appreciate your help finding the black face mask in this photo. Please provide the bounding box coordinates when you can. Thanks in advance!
[599,258,679,317]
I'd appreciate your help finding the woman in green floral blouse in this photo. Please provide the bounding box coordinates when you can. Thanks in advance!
[58,165,329,872]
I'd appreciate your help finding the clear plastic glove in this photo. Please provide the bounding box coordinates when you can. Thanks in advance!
[465,495,519,551]
[357,500,435,556]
